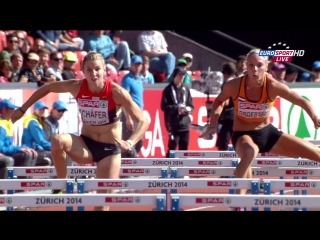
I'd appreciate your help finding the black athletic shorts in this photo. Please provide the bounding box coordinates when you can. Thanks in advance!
[80,134,121,162]
[231,124,283,153]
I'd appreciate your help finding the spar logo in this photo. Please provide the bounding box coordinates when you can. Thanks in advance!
[258,42,305,63]
[287,95,317,140]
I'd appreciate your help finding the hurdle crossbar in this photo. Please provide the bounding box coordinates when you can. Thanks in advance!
[170,194,320,210]
[263,179,320,190]
[172,167,320,177]
[0,179,73,190]
[8,167,167,177]
[0,194,166,208]
[170,150,280,158]
[78,178,260,190]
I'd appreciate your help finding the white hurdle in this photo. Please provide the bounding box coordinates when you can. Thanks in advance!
[76,178,260,211]
[263,179,320,211]
[170,194,320,211]
[0,179,75,211]
[7,166,169,177]
[0,194,166,211]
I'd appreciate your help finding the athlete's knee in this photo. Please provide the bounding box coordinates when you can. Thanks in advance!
[241,145,258,161]
[51,134,68,151]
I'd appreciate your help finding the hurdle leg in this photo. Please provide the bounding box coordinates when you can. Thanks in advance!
[229,160,238,211]
[302,176,307,211]
[66,181,74,211]
[156,196,166,211]
[7,168,14,211]
[171,196,180,211]
[161,168,168,211]
[251,180,260,211]
[77,181,85,211]
[263,180,271,211]
[293,176,299,211]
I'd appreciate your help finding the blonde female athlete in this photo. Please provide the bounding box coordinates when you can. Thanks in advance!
[200,49,320,211]
[11,51,149,211]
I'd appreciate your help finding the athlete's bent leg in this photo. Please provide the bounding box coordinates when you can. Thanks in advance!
[94,154,121,211]
[51,133,93,179]
[234,135,259,195]
[270,133,320,161]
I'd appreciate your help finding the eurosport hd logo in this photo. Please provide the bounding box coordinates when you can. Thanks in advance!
[259,42,305,63]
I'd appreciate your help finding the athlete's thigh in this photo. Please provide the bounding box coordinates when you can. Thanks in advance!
[56,133,93,164]
[270,133,320,160]
[95,153,121,179]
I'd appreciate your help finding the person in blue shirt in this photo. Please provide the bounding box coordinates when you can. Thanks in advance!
[0,153,14,194]
[120,55,144,158]
[87,30,131,72]
[21,100,52,166]
[0,99,38,181]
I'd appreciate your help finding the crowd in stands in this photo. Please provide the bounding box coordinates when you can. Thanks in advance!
[0,30,319,89]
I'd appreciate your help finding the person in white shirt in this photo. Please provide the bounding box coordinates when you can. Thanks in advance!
[45,51,64,81]
[140,55,154,84]
[138,30,175,79]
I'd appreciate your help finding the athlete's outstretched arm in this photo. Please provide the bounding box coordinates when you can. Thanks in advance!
[273,79,319,127]
[209,81,234,126]
[113,85,149,145]
[200,81,234,138]
[11,80,80,123]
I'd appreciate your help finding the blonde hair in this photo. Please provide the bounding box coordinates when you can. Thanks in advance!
[82,51,105,69]
[247,48,268,61]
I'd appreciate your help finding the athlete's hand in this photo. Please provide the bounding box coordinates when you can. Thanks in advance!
[11,108,25,124]
[114,138,132,151]
[199,125,216,138]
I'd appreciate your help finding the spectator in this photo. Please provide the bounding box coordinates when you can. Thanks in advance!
[0,51,10,63]
[1,33,20,56]
[37,47,56,85]
[0,99,38,180]
[14,31,26,52]
[120,55,144,158]
[311,61,320,82]
[272,63,286,82]
[45,51,63,81]
[283,66,298,83]
[31,38,45,53]
[160,67,194,158]
[20,37,31,67]
[182,53,193,74]
[44,100,67,142]
[87,30,131,72]
[0,153,14,194]
[300,72,312,82]
[61,51,77,80]
[18,52,42,85]
[21,100,52,166]
[138,30,176,79]
[10,53,23,82]
[37,30,79,52]
[140,55,154,84]
[235,55,246,77]
[60,30,84,50]
[35,30,61,52]
[0,60,14,82]
[167,58,192,84]
[43,100,72,166]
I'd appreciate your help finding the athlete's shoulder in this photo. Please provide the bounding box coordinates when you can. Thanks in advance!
[265,73,282,88]
[224,76,242,89]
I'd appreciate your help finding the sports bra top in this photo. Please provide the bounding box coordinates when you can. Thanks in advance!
[75,78,121,126]
[233,75,275,123]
